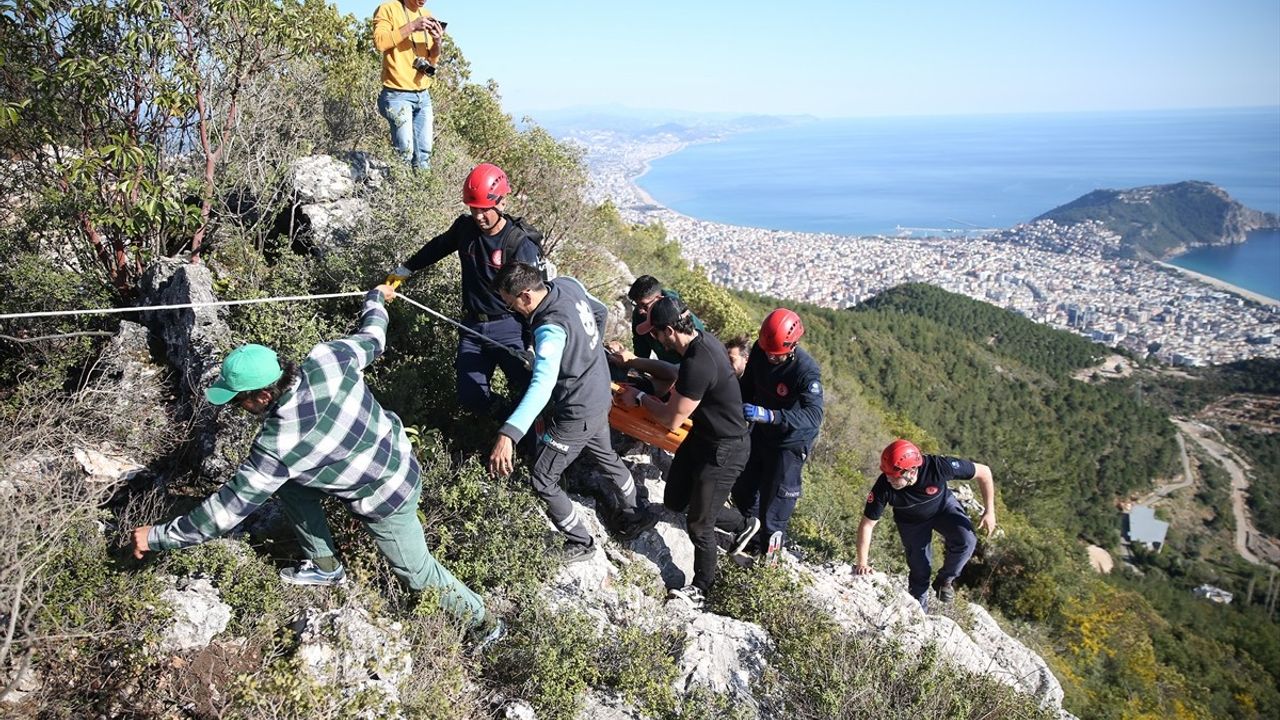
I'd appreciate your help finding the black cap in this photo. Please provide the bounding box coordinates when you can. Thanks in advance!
[635,296,688,335]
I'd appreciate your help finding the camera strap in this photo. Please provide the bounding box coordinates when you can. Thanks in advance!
[398,0,427,66]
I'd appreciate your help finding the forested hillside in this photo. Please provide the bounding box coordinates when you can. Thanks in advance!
[2,2,1278,719]
[602,222,1280,720]
[730,283,1180,543]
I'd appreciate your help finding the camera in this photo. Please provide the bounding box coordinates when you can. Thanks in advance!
[412,56,436,76]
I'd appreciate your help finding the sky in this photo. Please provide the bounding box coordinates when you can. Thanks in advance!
[341,0,1280,118]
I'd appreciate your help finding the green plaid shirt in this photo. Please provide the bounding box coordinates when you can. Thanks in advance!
[150,290,418,551]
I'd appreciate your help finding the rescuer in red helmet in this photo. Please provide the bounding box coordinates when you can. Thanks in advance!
[714,309,825,561]
[854,439,998,610]
[388,163,545,413]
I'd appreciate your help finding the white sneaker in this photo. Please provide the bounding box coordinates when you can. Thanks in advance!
[731,517,761,555]
[667,585,706,611]
[279,560,346,586]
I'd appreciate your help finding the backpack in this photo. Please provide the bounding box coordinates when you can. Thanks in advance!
[500,214,554,281]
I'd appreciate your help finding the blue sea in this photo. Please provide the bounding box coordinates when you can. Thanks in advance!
[637,107,1280,297]
[1167,229,1280,300]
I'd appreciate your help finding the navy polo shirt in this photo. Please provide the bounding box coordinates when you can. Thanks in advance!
[863,454,976,524]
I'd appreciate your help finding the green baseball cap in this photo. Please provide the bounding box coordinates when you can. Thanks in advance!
[205,344,284,405]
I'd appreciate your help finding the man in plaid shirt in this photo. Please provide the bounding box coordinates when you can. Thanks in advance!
[130,284,491,631]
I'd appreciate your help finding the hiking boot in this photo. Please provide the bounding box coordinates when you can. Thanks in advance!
[933,577,956,604]
[667,585,706,611]
[279,560,346,586]
[730,517,761,556]
[616,507,661,542]
[557,540,597,565]
[466,615,506,656]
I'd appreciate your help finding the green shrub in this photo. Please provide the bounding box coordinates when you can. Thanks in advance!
[33,519,169,716]
[230,654,394,720]
[413,429,556,597]
[161,539,286,634]
[486,602,601,720]
[597,626,683,717]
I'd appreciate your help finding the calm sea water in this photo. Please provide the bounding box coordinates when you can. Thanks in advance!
[639,108,1280,234]
[1167,229,1280,300]
[637,106,1280,297]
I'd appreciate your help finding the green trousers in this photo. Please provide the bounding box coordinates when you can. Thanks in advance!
[275,479,486,626]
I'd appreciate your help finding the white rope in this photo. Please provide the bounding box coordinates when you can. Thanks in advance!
[0,288,532,369]
[397,293,531,368]
[0,291,367,321]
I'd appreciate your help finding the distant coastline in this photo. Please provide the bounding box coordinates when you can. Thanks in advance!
[1156,261,1279,306]
[630,138,1280,307]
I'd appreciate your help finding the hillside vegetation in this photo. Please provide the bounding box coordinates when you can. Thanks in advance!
[1,3,1279,719]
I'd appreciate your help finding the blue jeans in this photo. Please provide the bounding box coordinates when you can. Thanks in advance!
[378,87,433,170]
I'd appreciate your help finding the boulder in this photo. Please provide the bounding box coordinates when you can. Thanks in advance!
[293,607,412,714]
[290,155,356,204]
[965,603,1066,710]
[0,663,41,706]
[139,259,228,400]
[581,691,644,719]
[157,577,232,654]
[794,561,1074,717]
[674,611,770,706]
[298,197,370,251]
[73,446,146,485]
[498,699,538,719]
[342,151,391,190]
[138,259,235,479]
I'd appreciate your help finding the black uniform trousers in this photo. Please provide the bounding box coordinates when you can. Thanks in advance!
[664,433,750,593]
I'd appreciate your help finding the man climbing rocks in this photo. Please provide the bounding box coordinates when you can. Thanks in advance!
[489,263,659,563]
[620,296,750,610]
[854,439,997,610]
[716,309,824,558]
[130,285,497,638]
[388,163,543,414]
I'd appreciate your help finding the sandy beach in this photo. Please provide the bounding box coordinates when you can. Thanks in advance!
[1156,261,1279,306]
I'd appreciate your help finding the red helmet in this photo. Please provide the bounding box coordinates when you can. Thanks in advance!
[759,308,804,356]
[880,439,923,478]
[462,163,510,208]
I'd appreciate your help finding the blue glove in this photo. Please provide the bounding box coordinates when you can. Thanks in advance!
[743,403,779,424]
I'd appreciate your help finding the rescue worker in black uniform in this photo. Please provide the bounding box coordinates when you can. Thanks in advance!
[855,439,998,610]
[388,163,542,414]
[716,309,824,557]
[488,263,659,563]
[619,296,749,610]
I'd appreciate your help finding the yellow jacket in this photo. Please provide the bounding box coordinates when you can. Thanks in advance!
[372,1,438,91]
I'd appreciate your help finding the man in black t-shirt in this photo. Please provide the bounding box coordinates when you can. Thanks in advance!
[854,439,997,610]
[619,296,749,610]
[388,163,542,414]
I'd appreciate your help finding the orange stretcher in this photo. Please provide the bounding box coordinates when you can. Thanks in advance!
[609,382,690,453]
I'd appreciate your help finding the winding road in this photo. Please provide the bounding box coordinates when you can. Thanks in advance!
[1173,418,1280,566]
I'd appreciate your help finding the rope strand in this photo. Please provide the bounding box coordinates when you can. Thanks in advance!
[0,290,532,369]
[0,291,367,321]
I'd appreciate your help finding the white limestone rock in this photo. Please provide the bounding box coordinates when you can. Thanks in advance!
[157,577,232,654]
[298,197,370,250]
[290,154,356,203]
